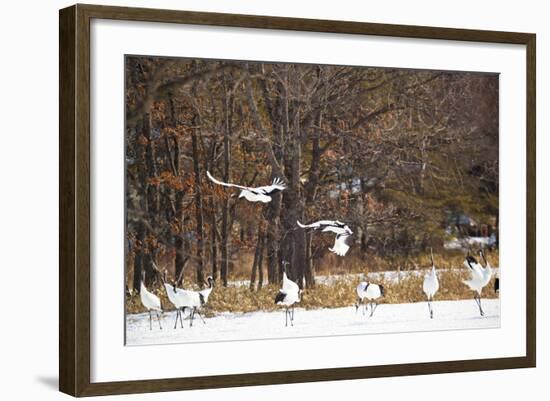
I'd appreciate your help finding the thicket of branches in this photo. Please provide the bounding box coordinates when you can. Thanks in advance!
[125,56,498,291]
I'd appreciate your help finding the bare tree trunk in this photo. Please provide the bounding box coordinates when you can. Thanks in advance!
[279,80,306,288]
[202,134,219,282]
[249,228,263,291]
[132,222,145,291]
[361,230,369,252]
[191,122,205,286]
[279,80,294,282]
[221,198,229,286]
[264,195,281,285]
[166,95,189,285]
[133,116,155,290]
[210,203,218,280]
[264,118,284,285]
[249,254,258,291]
[174,191,189,286]
[220,76,233,287]
[250,225,267,291]
[143,114,160,226]
[259,67,284,286]
[258,236,265,289]
[290,120,307,288]
[302,118,323,288]
[304,233,315,287]
[244,64,287,284]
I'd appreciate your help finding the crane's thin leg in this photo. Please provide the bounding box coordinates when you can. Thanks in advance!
[473,295,484,316]
[174,310,179,329]
[427,298,433,319]
[477,296,485,316]
[285,308,288,327]
[180,309,185,328]
[149,311,152,330]
[157,312,163,329]
[190,308,195,327]
[196,310,206,325]
[291,305,295,322]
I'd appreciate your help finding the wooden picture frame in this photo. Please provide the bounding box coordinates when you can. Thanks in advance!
[59,3,536,397]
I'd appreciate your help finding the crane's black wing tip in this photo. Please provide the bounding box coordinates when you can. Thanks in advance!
[274,291,286,304]
[465,255,478,267]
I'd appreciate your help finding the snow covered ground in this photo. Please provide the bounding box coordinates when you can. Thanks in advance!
[126,299,500,346]
[444,235,496,250]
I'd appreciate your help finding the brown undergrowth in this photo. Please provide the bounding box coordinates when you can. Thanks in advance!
[126,251,499,315]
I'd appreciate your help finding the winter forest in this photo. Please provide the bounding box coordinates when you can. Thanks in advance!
[125,55,499,342]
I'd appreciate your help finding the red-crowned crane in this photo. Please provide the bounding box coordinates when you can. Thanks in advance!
[422,249,439,319]
[297,220,353,256]
[355,279,384,317]
[275,261,301,326]
[463,249,493,316]
[206,171,286,203]
[139,272,163,330]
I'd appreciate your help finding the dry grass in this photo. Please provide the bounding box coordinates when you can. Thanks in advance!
[126,254,499,315]
[153,249,499,283]
[315,250,498,276]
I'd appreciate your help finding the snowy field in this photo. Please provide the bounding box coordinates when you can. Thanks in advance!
[126,299,500,346]
[444,236,496,250]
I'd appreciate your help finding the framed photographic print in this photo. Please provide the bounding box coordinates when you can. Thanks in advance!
[59,3,536,397]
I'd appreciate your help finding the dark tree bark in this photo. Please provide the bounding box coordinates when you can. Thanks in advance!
[249,227,265,291]
[221,196,230,286]
[191,120,205,286]
[264,194,281,285]
[243,64,289,285]
[132,116,157,290]
[174,194,189,286]
[202,126,220,282]
[289,115,307,289]
[278,75,306,288]
[210,202,218,280]
[132,222,145,291]
[258,64,284,285]
[304,233,315,288]
[257,236,265,289]
[143,114,160,226]
[250,222,267,291]
[220,74,234,287]
[166,95,190,286]
[302,108,327,288]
